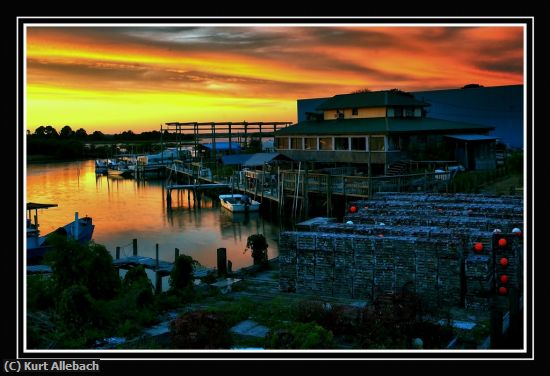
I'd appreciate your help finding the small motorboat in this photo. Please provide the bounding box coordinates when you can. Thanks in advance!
[219,194,260,213]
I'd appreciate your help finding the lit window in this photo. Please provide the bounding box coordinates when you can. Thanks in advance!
[276,137,288,149]
[369,136,385,151]
[319,137,333,150]
[290,138,302,150]
[304,137,317,150]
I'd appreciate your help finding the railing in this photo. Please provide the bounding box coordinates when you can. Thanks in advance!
[280,170,455,197]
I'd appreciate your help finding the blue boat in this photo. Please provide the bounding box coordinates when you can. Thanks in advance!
[26,203,95,264]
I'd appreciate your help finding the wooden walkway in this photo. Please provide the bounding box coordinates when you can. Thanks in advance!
[28,257,213,278]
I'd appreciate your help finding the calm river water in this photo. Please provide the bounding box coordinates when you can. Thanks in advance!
[26,160,280,269]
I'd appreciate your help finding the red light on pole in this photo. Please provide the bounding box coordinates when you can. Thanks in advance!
[498,286,508,295]
[498,238,507,247]
[499,257,509,267]
[499,275,509,284]
[349,205,358,213]
[473,242,483,252]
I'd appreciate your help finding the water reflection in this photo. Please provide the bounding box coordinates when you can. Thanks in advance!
[26,160,279,269]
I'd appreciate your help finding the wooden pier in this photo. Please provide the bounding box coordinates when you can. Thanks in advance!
[27,240,214,294]
[165,160,456,220]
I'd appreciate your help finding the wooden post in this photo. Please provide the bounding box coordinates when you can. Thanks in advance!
[132,239,138,256]
[167,188,172,208]
[227,260,232,274]
[303,167,309,219]
[156,244,159,269]
[217,247,227,277]
[174,248,180,261]
[155,272,162,295]
[116,246,120,260]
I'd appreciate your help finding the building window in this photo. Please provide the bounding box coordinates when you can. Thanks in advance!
[276,137,288,149]
[319,137,333,151]
[405,107,415,117]
[394,107,403,117]
[352,108,358,116]
[335,137,349,151]
[388,135,401,151]
[290,137,302,150]
[304,137,317,150]
[369,136,385,151]
[351,137,366,151]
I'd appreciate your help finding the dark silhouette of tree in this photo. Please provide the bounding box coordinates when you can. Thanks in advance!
[43,126,59,138]
[34,126,46,137]
[245,234,269,266]
[169,254,195,291]
[75,128,88,139]
[91,130,105,141]
[60,125,74,139]
[351,88,372,94]
[388,88,414,97]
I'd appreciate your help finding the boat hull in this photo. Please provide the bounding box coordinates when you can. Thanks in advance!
[27,217,95,264]
[219,194,260,212]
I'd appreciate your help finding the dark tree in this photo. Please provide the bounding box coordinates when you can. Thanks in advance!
[34,126,46,137]
[75,128,88,139]
[91,130,105,141]
[57,285,94,330]
[169,255,195,291]
[245,234,269,266]
[43,126,59,138]
[60,125,74,139]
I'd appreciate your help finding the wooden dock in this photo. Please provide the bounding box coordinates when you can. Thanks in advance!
[111,256,213,278]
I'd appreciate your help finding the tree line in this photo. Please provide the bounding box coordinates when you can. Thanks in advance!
[27,125,194,160]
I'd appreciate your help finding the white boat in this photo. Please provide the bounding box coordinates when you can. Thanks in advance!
[219,194,260,212]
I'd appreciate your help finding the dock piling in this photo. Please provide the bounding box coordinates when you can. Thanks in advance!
[156,244,159,269]
[217,248,227,277]
[116,246,120,260]
[132,239,138,256]
[174,248,180,261]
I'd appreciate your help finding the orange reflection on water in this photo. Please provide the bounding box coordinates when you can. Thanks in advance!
[26,160,279,269]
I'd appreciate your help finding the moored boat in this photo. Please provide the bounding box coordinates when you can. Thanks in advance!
[26,203,95,264]
[219,194,260,213]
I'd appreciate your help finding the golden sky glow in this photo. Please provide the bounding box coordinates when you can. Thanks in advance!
[26,25,524,133]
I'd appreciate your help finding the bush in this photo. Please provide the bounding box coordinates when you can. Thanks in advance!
[245,234,268,266]
[170,311,232,349]
[265,322,335,349]
[27,275,55,311]
[170,255,195,291]
[57,285,95,330]
[85,243,120,299]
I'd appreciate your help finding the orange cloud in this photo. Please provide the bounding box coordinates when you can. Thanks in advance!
[26,25,523,133]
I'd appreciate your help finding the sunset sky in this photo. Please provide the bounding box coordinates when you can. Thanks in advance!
[25,25,524,134]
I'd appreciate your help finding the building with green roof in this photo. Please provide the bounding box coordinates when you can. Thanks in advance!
[275,90,496,174]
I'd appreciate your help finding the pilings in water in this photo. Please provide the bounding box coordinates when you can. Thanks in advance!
[217,248,227,277]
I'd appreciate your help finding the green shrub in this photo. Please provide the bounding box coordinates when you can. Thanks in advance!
[265,322,335,349]
[27,275,55,311]
[170,255,195,291]
[57,285,94,330]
